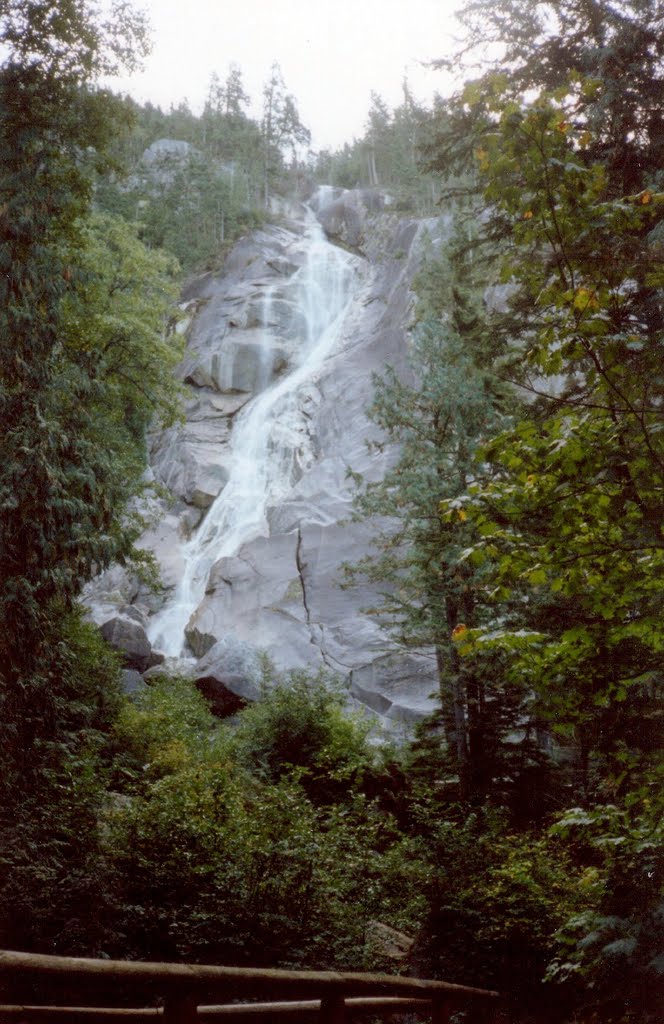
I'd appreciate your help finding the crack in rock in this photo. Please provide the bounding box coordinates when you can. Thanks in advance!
[295,526,335,670]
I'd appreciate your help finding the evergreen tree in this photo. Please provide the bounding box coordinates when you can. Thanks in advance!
[261,62,310,206]
[450,88,664,795]
[347,232,535,799]
[426,0,664,200]
[364,92,390,186]
[0,0,181,953]
[312,86,441,213]
[454,0,664,194]
[0,0,150,670]
[201,64,255,164]
[420,11,664,1009]
[223,62,251,118]
[422,6,664,793]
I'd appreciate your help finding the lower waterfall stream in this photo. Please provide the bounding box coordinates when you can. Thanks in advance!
[147,207,361,658]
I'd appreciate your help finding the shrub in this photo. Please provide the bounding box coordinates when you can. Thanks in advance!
[109,675,229,791]
[231,670,376,802]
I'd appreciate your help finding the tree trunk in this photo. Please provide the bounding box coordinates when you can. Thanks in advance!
[435,632,470,798]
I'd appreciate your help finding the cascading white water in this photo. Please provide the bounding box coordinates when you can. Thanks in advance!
[148,208,360,657]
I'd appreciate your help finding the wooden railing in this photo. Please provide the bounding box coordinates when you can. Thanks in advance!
[0,951,503,1024]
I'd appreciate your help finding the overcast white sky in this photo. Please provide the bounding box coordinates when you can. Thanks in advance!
[107,0,463,151]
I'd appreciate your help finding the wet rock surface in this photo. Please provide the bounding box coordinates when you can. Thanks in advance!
[86,190,451,730]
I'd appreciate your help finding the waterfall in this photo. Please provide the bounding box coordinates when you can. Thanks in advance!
[147,208,360,657]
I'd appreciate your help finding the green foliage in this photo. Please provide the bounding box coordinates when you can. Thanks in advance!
[106,760,421,968]
[408,4,664,1015]
[134,153,264,273]
[0,1,169,665]
[442,89,664,795]
[231,671,375,800]
[429,0,664,203]
[261,62,310,207]
[1,204,182,668]
[1,3,661,1007]
[0,0,149,82]
[63,211,183,436]
[455,0,664,195]
[346,225,539,800]
[313,84,442,213]
[0,0,187,957]
[110,675,229,791]
[102,673,425,969]
[411,807,582,1013]
[170,157,241,264]
[0,604,123,953]
[547,782,664,1022]
[94,77,269,274]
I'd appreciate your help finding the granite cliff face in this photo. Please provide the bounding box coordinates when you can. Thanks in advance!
[87,188,451,730]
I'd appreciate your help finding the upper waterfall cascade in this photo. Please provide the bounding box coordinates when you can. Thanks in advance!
[148,208,361,657]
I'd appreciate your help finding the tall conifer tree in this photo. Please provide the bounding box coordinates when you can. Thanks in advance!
[0,1,181,954]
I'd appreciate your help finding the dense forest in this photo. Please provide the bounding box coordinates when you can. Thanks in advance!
[0,1,662,1022]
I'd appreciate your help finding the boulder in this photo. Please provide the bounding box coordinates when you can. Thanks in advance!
[150,423,232,511]
[81,564,140,626]
[365,920,414,962]
[349,654,438,726]
[193,636,263,717]
[187,533,315,672]
[140,139,193,185]
[120,669,146,696]
[185,624,219,658]
[142,138,192,164]
[99,616,164,673]
[117,603,148,627]
[208,336,290,394]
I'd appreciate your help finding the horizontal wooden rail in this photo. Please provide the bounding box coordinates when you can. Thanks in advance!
[0,951,499,1003]
[0,951,503,1024]
[0,998,434,1022]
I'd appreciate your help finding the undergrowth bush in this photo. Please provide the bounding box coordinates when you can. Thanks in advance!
[102,671,425,968]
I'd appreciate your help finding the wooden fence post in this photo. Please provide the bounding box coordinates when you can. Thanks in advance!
[430,998,452,1024]
[319,995,345,1024]
[163,994,198,1024]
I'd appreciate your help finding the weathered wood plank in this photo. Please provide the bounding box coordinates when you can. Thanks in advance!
[0,1012,159,1024]
[0,952,499,1004]
[0,999,439,1024]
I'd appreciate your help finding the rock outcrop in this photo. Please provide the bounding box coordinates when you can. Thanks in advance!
[86,188,451,730]
[313,187,385,250]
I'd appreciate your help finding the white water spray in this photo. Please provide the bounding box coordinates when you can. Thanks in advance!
[148,209,360,656]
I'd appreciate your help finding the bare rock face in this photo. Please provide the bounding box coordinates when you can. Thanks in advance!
[139,138,193,186]
[170,191,444,728]
[83,565,141,625]
[88,190,452,731]
[147,223,311,515]
[349,654,439,725]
